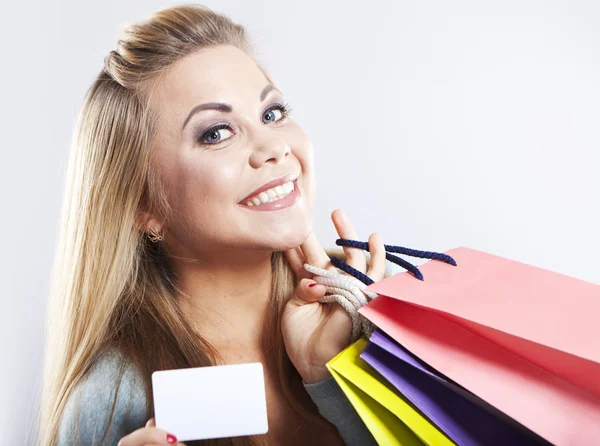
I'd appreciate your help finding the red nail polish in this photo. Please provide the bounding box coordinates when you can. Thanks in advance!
[309,283,318,288]
[167,433,178,444]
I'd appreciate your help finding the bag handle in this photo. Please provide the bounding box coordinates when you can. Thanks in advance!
[330,238,457,284]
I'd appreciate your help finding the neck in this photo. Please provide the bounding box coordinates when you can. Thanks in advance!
[172,248,274,359]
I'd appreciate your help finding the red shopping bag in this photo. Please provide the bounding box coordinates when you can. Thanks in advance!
[359,247,600,445]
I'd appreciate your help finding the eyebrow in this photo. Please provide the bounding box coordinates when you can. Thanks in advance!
[181,84,280,131]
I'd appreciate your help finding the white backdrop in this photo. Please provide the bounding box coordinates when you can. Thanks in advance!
[1,0,598,443]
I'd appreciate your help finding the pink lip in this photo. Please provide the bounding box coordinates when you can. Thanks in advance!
[240,179,301,211]
[239,172,299,204]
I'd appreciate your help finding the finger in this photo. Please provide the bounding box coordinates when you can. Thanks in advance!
[284,246,308,278]
[117,427,177,446]
[287,278,327,308]
[331,209,366,273]
[284,247,313,281]
[146,443,186,446]
[145,444,186,446]
[366,232,386,281]
[299,232,330,269]
[144,444,180,446]
[146,418,155,427]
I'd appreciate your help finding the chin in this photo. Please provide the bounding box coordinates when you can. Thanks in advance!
[266,220,312,251]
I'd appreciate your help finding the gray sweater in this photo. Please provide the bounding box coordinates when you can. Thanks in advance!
[57,349,377,445]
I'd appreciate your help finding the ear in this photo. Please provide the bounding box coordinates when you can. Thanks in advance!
[134,209,163,235]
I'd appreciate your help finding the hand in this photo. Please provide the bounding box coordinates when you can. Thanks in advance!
[118,418,186,446]
[282,209,386,384]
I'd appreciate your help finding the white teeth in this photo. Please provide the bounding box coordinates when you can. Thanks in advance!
[245,180,295,206]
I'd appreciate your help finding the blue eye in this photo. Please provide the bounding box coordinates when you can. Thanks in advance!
[198,124,234,145]
[262,103,292,124]
[197,103,292,146]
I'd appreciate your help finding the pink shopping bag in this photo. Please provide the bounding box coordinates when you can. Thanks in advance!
[359,247,600,445]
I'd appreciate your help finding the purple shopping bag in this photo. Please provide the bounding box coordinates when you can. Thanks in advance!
[361,329,548,446]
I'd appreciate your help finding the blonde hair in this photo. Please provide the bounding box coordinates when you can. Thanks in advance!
[39,4,341,445]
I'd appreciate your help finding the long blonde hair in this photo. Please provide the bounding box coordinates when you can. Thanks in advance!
[39,4,340,445]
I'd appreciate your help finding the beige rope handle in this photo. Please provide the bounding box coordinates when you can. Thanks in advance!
[303,263,378,343]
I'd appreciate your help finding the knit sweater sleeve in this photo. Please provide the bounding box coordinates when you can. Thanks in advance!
[56,350,148,445]
[303,375,377,446]
[57,351,377,445]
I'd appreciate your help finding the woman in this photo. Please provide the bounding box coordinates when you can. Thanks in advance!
[39,4,386,445]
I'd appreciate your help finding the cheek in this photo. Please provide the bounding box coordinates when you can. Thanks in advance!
[167,152,239,225]
[292,132,317,206]
[182,160,237,208]
[165,155,246,247]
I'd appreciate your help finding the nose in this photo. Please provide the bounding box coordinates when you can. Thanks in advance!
[248,129,291,168]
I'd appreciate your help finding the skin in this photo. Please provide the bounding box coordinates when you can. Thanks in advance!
[123,44,387,446]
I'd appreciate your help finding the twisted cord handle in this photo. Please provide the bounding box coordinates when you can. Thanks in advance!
[302,238,456,342]
[335,238,457,266]
[333,238,457,284]
[303,263,376,343]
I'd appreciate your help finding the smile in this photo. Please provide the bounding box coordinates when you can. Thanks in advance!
[240,179,301,211]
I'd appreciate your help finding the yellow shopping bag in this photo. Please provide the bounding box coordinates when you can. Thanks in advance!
[327,338,455,446]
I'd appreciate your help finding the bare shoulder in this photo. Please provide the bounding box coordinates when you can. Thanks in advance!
[57,348,148,445]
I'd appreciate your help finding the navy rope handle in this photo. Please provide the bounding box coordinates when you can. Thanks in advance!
[330,238,457,285]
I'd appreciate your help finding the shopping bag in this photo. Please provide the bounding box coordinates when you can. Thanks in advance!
[358,246,600,445]
[327,337,454,446]
[362,329,548,445]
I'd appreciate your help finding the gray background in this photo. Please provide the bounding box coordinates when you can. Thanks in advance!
[1,0,598,444]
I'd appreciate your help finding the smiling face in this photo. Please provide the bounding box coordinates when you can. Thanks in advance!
[146,44,316,255]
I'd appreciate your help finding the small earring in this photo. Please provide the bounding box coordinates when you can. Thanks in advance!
[148,227,163,242]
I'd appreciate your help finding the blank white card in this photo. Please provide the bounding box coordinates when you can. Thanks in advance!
[152,362,269,442]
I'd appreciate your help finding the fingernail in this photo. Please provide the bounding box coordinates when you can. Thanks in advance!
[167,433,178,444]
[308,283,318,288]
